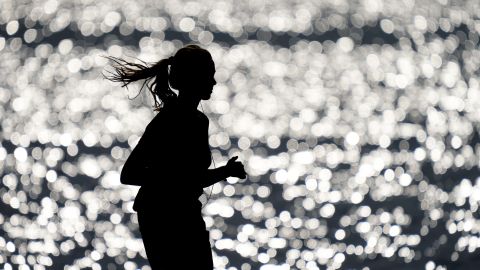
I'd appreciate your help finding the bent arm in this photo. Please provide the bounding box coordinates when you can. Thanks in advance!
[120,143,149,186]
[120,129,158,186]
[120,157,149,186]
[201,166,229,188]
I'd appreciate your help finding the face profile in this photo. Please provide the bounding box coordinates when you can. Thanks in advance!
[172,55,216,101]
[198,59,217,100]
[168,46,217,102]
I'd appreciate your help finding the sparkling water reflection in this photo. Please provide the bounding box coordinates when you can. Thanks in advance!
[1,0,480,269]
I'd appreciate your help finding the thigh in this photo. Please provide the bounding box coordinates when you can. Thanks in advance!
[175,229,213,269]
[137,211,170,269]
[137,212,213,269]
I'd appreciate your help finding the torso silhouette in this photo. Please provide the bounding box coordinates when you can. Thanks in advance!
[123,100,214,269]
[129,99,211,226]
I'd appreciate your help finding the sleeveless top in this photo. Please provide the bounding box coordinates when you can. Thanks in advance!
[131,102,212,215]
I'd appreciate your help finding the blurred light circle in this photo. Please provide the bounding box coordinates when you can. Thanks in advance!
[6,20,19,35]
[179,17,195,32]
[380,19,395,34]
[337,37,354,53]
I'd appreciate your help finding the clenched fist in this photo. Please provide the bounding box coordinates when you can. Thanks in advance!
[225,156,247,179]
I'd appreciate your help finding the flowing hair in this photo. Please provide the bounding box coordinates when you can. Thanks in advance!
[102,55,177,111]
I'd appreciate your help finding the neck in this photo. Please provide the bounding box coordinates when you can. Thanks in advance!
[177,92,200,111]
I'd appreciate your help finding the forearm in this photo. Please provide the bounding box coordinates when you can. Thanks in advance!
[120,147,154,186]
[120,162,149,186]
[120,131,163,186]
[202,166,229,188]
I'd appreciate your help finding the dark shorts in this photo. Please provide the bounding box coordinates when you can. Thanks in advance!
[137,210,214,270]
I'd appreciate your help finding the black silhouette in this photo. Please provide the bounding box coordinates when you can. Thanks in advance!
[104,45,247,269]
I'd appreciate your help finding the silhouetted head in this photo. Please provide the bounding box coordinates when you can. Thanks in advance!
[169,45,216,101]
[104,44,216,111]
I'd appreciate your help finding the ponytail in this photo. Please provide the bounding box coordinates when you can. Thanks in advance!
[103,56,177,111]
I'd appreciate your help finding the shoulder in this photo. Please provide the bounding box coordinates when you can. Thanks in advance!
[145,108,172,133]
[148,111,165,127]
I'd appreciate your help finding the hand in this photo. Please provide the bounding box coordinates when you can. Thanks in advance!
[225,156,247,179]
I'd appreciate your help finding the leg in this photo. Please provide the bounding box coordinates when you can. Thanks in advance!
[137,211,214,269]
[137,211,164,269]
[178,227,213,269]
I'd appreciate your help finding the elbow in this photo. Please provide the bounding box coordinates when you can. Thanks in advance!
[120,170,128,185]
[120,166,132,185]
[120,165,143,186]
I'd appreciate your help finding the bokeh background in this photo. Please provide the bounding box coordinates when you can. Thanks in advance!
[1,0,480,269]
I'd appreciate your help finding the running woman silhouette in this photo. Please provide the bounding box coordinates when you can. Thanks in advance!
[104,44,247,269]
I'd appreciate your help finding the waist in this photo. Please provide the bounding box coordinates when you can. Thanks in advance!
[133,187,203,211]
